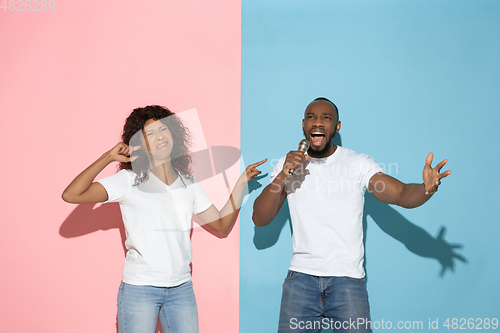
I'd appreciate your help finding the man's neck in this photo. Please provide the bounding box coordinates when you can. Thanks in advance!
[308,144,338,158]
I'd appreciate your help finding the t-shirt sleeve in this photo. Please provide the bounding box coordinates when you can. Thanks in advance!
[96,169,133,203]
[191,180,213,214]
[359,154,384,191]
[270,157,286,183]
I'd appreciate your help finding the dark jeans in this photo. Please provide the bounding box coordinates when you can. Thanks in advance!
[278,270,373,333]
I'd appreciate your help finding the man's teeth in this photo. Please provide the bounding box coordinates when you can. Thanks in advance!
[310,132,325,146]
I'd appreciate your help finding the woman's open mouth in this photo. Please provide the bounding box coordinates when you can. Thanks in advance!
[157,141,168,149]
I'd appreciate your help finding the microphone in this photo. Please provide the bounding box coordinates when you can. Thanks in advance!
[289,139,310,175]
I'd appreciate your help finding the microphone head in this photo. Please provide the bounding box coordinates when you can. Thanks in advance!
[298,139,310,153]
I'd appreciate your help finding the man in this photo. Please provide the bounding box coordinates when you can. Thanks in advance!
[252,97,451,333]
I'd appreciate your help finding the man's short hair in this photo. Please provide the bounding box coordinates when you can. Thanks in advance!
[312,97,339,121]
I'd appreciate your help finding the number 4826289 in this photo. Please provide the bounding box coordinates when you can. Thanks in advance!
[1,0,55,11]
[443,318,498,330]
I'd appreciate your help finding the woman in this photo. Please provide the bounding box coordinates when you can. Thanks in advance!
[62,105,265,333]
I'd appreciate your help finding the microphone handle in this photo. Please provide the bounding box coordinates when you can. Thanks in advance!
[289,148,307,176]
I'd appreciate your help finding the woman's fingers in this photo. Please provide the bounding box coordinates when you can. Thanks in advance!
[109,143,142,162]
[249,158,267,168]
[245,158,267,179]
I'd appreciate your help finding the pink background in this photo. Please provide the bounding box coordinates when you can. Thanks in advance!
[0,1,241,332]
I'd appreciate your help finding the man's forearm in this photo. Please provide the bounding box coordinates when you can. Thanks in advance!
[397,183,432,209]
[252,172,287,226]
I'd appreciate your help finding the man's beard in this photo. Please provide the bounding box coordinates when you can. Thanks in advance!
[304,130,336,158]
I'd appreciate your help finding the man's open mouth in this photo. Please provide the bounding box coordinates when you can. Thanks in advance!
[310,131,325,146]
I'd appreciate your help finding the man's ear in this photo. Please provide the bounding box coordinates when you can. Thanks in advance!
[336,121,341,132]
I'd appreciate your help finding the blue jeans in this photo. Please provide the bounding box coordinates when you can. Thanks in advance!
[278,271,372,333]
[117,281,199,333]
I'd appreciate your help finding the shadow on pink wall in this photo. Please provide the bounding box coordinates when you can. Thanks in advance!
[59,203,126,253]
[59,204,167,333]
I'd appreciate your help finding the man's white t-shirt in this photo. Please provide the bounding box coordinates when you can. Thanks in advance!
[97,169,212,287]
[271,146,383,278]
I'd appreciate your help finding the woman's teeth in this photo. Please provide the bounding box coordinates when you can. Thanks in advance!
[157,142,168,149]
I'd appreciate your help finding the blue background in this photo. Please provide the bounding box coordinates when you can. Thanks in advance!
[240,0,500,332]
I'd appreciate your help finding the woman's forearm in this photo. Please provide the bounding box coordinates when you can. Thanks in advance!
[61,152,113,203]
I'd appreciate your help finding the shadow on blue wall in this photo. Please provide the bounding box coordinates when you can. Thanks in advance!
[251,134,467,278]
[362,193,467,279]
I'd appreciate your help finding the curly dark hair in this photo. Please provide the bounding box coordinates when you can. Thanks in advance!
[119,105,193,185]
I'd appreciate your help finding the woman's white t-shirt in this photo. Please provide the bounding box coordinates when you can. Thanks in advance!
[98,169,212,287]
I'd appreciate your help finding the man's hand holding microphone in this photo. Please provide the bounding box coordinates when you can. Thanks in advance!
[282,139,310,178]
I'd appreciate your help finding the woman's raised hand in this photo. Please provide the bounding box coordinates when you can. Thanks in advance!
[107,143,141,163]
[242,158,267,182]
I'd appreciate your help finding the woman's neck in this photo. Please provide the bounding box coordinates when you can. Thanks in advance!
[150,161,178,185]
